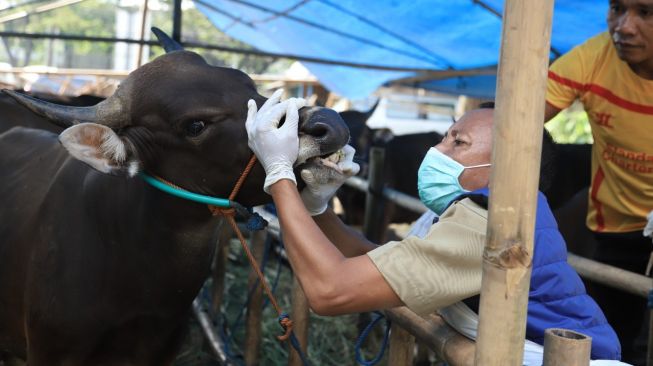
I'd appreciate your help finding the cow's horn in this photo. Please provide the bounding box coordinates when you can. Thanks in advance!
[151,27,184,53]
[3,90,125,128]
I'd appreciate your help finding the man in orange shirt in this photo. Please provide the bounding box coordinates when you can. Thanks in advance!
[545,1,653,363]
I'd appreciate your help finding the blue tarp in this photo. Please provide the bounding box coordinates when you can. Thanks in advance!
[196,0,608,99]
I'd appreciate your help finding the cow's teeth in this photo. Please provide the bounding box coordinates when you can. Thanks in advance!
[321,159,342,173]
[325,149,344,164]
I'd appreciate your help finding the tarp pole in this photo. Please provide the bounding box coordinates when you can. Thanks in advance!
[474,1,554,365]
[172,0,182,43]
[136,0,149,67]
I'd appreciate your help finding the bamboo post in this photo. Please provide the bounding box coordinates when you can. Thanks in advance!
[474,1,554,365]
[244,230,266,366]
[542,328,591,366]
[388,323,415,365]
[288,276,310,366]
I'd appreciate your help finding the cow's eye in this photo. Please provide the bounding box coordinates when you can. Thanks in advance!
[186,121,206,137]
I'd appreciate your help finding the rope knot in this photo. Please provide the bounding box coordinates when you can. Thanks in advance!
[209,206,235,217]
[277,313,294,341]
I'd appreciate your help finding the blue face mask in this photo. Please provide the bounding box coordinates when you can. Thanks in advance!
[417,147,491,215]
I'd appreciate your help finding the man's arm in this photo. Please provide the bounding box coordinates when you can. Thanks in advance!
[544,101,562,123]
[271,180,402,315]
[312,208,378,257]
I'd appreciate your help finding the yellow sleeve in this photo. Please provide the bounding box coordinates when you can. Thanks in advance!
[547,37,596,110]
[366,199,487,316]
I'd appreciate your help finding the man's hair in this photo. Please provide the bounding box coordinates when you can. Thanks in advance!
[477,102,557,192]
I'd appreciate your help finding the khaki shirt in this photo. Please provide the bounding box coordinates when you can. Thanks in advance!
[367,198,487,316]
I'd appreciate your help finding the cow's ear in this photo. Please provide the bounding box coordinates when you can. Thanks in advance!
[59,123,140,177]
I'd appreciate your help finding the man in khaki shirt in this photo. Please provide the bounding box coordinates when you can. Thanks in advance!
[367,196,487,316]
[244,95,620,362]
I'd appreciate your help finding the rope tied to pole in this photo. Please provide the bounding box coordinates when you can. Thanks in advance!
[209,155,294,341]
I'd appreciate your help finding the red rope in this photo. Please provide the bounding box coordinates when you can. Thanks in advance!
[210,154,294,341]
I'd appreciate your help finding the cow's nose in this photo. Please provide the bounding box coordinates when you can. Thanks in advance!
[299,107,350,151]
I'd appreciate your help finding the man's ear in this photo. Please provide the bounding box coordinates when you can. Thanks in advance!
[59,123,140,176]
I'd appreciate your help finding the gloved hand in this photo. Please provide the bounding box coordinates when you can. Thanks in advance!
[300,144,360,216]
[245,89,307,193]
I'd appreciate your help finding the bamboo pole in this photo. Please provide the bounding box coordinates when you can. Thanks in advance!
[288,276,310,366]
[385,307,475,366]
[244,230,266,366]
[387,323,415,365]
[568,252,651,298]
[474,1,554,365]
[542,329,591,366]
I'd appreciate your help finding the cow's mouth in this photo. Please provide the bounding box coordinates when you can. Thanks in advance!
[310,149,346,172]
[298,148,345,172]
[294,144,355,189]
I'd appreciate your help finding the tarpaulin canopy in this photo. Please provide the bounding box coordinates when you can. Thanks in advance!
[195,0,608,99]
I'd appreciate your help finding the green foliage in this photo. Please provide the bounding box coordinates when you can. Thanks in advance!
[0,0,291,73]
[0,0,116,66]
[545,102,594,144]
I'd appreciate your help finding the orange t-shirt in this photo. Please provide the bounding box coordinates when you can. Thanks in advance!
[547,31,653,233]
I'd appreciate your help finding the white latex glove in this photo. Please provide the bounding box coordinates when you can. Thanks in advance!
[300,144,360,216]
[246,89,307,193]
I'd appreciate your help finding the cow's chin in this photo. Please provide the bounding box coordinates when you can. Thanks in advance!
[295,159,345,186]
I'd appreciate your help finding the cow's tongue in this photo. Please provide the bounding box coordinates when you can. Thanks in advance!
[308,149,344,173]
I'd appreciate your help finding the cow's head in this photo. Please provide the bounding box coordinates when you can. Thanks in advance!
[3,29,350,207]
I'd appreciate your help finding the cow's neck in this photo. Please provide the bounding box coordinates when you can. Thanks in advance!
[79,169,223,302]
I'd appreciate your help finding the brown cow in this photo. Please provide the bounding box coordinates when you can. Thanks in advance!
[0,29,350,365]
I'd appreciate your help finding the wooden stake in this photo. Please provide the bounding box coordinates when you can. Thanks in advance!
[244,230,266,366]
[474,1,554,365]
[288,276,310,366]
